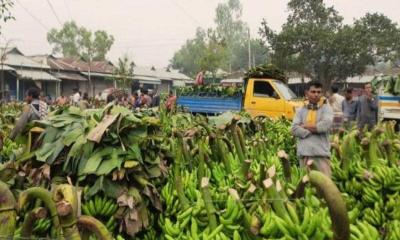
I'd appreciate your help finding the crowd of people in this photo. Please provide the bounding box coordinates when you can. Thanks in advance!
[8,87,178,140]
[51,88,177,111]
[328,83,378,131]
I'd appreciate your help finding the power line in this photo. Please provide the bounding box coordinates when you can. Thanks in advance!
[168,0,201,26]
[46,0,63,26]
[15,0,49,31]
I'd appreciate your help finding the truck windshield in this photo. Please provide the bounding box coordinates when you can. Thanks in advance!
[273,81,297,100]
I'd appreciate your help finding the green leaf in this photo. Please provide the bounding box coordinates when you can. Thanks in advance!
[47,138,65,164]
[62,127,84,146]
[102,178,126,199]
[35,143,55,162]
[126,144,142,162]
[81,147,113,175]
[96,149,121,175]
[86,176,103,198]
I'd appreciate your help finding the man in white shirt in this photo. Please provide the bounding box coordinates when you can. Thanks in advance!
[72,88,81,106]
[329,85,345,131]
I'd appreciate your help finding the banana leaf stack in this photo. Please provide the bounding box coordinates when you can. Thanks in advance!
[176,85,242,98]
[371,75,400,95]
[244,64,287,83]
[15,104,168,237]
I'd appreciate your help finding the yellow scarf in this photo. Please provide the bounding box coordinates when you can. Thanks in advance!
[305,98,326,125]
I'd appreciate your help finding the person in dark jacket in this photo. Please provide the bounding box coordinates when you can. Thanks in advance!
[357,83,378,131]
[9,88,48,140]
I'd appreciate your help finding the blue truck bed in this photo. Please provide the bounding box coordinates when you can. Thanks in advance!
[177,95,242,114]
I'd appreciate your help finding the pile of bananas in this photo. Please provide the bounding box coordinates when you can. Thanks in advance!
[331,122,400,239]
[155,114,346,240]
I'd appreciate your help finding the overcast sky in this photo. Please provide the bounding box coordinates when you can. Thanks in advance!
[2,0,399,68]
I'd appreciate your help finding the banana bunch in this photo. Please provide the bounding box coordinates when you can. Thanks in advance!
[386,220,400,240]
[33,218,52,235]
[259,204,331,240]
[361,186,382,205]
[182,169,199,201]
[363,207,386,227]
[161,181,180,215]
[81,195,119,232]
[81,195,118,218]
[211,163,233,188]
[0,137,20,160]
[385,194,400,220]
[350,221,380,240]
[218,196,243,235]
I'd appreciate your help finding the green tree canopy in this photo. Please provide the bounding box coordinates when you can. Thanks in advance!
[47,21,115,61]
[171,0,268,78]
[113,54,135,90]
[259,0,400,88]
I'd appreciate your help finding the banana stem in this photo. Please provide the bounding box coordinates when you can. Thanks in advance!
[20,207,47,239]
[78,215,113,240]
[173,138,190,210]
[0,180,16,238]
[53,184,81,240]
[278,155,291,181]
[198,142,217,230]
[262,178,289,221]
[217,137,232,174]
[200,177,218,230]
[230,124,245,164]
[19,187,62,238]
[308,170,350,240]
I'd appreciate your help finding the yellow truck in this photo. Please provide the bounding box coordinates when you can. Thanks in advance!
[177,78,303,120]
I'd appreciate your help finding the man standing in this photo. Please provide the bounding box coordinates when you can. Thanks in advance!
[292,81,333,177]
[357,83,378,131]
[329,85,345,131]
[342,88,359,128]
[10,88,48,140]
[72,88,81,106]
[165,90,177,112]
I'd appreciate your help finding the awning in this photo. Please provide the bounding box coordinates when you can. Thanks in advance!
[81,71,113,79]
[16,69,61,82]
[0,65,15,71]
[133,76,161,85]
[52,72,87,81]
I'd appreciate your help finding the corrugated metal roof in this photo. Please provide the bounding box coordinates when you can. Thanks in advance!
[52,72,87,81]
[2,48,50,69]
[133,66,192,81]
[16,69,61,82]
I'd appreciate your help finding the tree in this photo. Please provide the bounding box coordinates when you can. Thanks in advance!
[170,28,208,77]
[47,21,115,61]
[353,13,400,64]
[215,0,253,71]
[171,0,268,77]
[259,0,400,88]
[113,54,135,91]
[0,0,14,28]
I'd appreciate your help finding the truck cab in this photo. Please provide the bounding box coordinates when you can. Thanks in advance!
[243,78,302,119]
